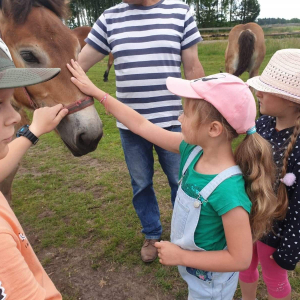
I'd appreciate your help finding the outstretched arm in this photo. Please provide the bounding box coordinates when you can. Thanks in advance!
[0,105,68,182]
[155,207,252,272]
[67,60,183,154]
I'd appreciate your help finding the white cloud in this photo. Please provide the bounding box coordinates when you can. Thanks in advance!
[259,0,300,19]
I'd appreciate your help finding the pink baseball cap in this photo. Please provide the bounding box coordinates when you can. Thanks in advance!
[166,73,256,134]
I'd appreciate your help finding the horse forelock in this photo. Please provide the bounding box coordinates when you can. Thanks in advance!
[0,0,69,24]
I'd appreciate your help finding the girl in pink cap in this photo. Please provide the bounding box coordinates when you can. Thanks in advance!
[238,49,300,300]
[68,60,277,300]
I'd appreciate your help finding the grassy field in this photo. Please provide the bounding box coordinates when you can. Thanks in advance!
[11,37,300,299]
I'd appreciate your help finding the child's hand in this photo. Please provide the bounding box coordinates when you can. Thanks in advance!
[154,241,183,266]
[67,59,99,97]
[29,104,68,137]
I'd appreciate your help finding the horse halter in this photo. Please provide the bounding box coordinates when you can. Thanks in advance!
[23,87,94,115]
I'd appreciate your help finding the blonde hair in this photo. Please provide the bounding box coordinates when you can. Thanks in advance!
[185,99,277,242]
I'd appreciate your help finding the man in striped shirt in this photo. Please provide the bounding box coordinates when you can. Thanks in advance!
[78,0,205,263]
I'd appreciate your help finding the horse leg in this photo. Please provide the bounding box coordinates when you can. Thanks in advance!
[103,69,109,82]
[103,53,114,82]
[249,68,259,79]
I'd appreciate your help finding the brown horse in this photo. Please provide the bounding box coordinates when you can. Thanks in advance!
[72,26,92,49]
[0,1,104,201]
[225,22,266,78]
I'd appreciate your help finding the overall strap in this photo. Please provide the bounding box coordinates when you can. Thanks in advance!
[182,146,202,176]
[199,166,243,201]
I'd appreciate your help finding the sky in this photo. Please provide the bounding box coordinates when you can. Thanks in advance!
[258,0,300,19]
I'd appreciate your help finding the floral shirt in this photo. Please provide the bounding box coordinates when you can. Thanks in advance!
[257,115,300,270]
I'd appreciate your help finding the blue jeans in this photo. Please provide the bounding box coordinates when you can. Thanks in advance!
[119,126,181,239]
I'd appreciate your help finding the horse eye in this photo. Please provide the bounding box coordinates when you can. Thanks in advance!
[20,51,40,64]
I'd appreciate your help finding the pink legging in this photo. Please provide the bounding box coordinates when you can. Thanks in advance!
[239,241,291,298]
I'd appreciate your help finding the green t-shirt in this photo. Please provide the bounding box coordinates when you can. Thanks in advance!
[179,141,252,251]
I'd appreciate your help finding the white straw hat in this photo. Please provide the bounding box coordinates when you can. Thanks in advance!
[247,49,300,104]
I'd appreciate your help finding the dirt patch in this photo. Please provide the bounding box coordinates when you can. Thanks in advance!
[35,245,185,300]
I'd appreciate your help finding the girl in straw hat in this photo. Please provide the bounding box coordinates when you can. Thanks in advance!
[68,60,277,300]
[239,49,300,300]
[0,38,68,299]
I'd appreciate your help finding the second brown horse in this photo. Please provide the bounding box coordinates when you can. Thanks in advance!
[225,22,266,78]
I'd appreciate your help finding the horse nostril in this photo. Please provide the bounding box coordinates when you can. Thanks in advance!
[77,131,103,151]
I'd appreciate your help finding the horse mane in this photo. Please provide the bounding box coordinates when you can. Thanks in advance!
[0,0,69,24]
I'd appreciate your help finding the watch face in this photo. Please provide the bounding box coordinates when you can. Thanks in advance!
[16,125,38,144]
[16,125,29,137]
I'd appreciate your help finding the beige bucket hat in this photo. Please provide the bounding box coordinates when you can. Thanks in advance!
[247,49,300,104]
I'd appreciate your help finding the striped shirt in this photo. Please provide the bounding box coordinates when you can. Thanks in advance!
[86,0,202,129]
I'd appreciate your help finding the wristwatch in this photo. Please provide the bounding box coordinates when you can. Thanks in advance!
[16,125,39,145]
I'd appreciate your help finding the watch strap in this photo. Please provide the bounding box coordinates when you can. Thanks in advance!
[16,125,39,145]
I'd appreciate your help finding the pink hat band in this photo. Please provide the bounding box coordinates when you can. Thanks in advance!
[166,73,256,134]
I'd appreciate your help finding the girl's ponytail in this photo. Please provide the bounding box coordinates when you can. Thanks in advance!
[276,115,300,219]
[234,133,277,242]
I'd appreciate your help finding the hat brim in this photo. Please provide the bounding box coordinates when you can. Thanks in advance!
[247,76,300,103]
[0,67,61,89]
[166,77,201,99]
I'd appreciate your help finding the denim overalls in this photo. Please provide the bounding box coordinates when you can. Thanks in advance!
[171,146,242,300]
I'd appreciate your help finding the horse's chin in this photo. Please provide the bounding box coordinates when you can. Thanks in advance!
[62,136,101,157]
[56,105,103,156]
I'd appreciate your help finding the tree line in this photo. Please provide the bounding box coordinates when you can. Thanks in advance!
[68,0,260,28]
[257,18,300,26]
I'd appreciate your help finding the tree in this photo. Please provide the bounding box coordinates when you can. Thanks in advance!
[238,0,260,24]
[68,0,119,28]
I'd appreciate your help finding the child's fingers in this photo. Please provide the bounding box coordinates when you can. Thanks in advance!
[54,108,68,124]
[154,242,161,248]
[49,104,64,114]
[70,77,84,88]
[67,63,79,77]
[71,59,84,74]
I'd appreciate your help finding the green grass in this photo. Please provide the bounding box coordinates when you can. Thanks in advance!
[11,36,300,299]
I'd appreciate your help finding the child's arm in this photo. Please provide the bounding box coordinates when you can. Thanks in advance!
[155,207,252,272]
[0,231,54,299]
[67,60,183,154]
[0,105,68,182]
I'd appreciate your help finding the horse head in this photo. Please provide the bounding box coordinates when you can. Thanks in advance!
[0,0,103,156]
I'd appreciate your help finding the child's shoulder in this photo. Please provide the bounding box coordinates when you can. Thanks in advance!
[256,115,274,130]
[211,175,252,215]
